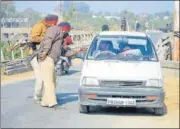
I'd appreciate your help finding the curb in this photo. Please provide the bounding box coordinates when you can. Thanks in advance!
[1,76,35,86]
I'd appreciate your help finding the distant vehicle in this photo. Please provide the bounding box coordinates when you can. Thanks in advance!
[159,23,173,33]
[78,31,166,116]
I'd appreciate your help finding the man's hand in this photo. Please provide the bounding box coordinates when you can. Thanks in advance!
[79,47,87,52]
[39,51,47,60]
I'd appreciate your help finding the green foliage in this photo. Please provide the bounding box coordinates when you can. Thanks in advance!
[1,2,173,32]
[0,1,16,18]
[1,2,42,27]
[21,8,42,26]
[1,65,5,75]
[1,41,12,60]
[0,41,29,61]
[63,1,90,13]
[63,4,76,22]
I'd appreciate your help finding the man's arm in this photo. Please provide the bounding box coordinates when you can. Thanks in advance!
[40,26,57,54]
[65,48,87,57]
[65,48,81,57]
[30,24,43,43]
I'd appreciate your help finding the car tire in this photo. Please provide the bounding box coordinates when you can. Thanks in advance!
[65,70,68,74]
[57,65,64,76]
[79,105,89,113]
[154,104,166,116]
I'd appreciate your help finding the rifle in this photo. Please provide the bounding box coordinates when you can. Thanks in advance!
[22,47,43,66]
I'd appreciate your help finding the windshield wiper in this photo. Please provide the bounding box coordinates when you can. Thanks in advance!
[95,55,116,60]
[94,54,156,61]
[115,54,156,61]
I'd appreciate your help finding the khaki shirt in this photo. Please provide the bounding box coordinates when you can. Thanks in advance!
[29,21,46,54]
[40,25,64,63]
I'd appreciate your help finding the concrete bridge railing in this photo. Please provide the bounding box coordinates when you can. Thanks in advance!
[1,31,95,75]
[1,30,95,62]
[160,60,179,78]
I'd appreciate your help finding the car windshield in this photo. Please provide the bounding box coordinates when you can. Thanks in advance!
[86,35,158,61]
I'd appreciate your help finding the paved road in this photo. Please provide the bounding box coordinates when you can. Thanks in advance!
[1,63,178,128]
[146,32,170,44]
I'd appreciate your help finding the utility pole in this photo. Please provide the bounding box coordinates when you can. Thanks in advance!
[173,1,179,61]
[55,1,63,23]
[59,1,63,22]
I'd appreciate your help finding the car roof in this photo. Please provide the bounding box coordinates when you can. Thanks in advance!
[99,31,147,37]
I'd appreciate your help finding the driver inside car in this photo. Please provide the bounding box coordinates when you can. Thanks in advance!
[93,40,116,57]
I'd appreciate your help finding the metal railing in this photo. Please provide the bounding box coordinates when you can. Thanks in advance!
[1,31,94,75]
[1,31,94,62]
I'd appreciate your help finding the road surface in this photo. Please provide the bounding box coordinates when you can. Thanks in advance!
[146,32,170,44]
[1,63,179,128]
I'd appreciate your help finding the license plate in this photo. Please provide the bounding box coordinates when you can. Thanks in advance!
[107,98,136,106]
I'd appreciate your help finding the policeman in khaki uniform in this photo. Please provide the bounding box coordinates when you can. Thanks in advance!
[8,15,59,103]
[38,21,87,108]
[29,15,59,102]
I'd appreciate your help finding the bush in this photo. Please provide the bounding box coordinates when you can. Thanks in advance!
[1,41,29,61]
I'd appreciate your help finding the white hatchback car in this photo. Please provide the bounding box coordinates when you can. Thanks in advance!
[78,31,165,116]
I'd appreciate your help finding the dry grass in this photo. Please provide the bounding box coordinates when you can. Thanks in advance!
[1,71,34,85]
[164,76,179,115]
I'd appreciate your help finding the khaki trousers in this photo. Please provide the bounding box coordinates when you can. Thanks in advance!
[39,56,57,107]
[30,56,43,100]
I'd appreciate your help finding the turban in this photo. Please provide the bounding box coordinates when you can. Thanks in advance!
[58,22,71,32]
[44,14,58,25]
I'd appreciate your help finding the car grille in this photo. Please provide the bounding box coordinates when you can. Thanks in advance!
[98,95,146,99]
[100,81,144,87]
[94,95,154,102]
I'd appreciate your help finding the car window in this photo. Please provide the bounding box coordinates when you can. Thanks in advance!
[86,35,158,61]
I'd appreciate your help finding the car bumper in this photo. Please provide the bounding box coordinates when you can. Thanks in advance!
[78,86,165,108]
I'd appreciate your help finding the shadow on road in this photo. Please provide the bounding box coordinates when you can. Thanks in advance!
[63,70,80,76]
[56,93,78,105]
[87,106,167,117]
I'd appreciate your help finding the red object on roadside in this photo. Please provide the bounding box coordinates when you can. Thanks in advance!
[7,47,12,52]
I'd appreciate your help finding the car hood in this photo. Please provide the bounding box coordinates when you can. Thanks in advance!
[81,60,162,80]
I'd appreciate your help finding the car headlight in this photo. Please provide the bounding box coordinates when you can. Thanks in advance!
[82,77,99,86]
[146,79,164,87]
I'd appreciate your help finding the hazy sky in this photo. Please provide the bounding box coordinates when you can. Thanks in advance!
[15,1,174,14]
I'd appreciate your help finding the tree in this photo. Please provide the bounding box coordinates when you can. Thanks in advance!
[74,2,90,13]
[63,4,75,22]
[22,8,42,26]
[0,1,16,18]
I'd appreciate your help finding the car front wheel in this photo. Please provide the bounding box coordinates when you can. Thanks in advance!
[154,104,166,116]
[79,105,90,113]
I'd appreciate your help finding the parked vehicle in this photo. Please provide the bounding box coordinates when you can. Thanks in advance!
[78,31,166,116]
